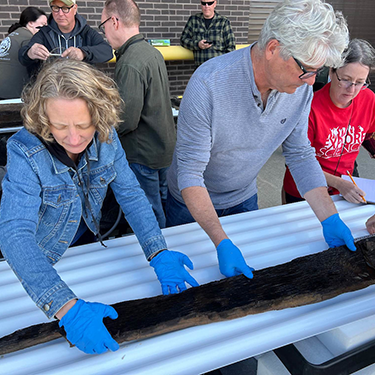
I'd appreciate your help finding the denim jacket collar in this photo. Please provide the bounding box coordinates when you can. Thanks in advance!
[49,133,100,175]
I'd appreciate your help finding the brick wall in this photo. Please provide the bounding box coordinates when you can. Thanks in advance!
[0,0,251,96]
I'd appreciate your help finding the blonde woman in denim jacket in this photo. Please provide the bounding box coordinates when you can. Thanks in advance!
[0,59,198,355]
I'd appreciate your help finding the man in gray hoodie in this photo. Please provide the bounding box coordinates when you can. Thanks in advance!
[19,0,112,76]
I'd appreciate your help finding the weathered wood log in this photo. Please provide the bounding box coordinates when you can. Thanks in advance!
[0,103,23,129]
[1,237,375,356]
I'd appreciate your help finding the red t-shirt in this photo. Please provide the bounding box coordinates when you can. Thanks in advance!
[284,82,375,198]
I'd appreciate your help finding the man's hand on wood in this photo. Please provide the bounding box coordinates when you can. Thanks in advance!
[216,239,255,279]
[321,213,356,251]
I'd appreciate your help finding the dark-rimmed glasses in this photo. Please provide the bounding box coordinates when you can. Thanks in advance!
[293,57,324,80]
[50,5,74,13]
[335,70,370,90]
[201,1,215,6]
[98,16,118,34]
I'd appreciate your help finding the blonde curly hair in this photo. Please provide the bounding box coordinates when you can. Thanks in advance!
[21,58,123,143]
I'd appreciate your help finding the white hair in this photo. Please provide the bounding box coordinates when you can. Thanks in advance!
[258,0,349,68]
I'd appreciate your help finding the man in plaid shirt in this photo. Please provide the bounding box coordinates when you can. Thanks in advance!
[180,0,235,67]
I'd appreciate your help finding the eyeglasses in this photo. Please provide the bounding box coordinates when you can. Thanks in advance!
[293,57,324,80]
[98,16,111,33]
[50,5,74,13]
[335,70,370,90]
[98,16,118,33]
[201,1,215,6]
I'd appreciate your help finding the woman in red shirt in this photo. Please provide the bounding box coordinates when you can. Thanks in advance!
[283,39,375,204]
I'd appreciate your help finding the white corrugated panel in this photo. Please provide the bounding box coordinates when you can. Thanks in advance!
[1,197,375,375]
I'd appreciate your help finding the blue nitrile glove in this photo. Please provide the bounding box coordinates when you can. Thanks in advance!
[216,239,254,279]
[321,213,356,251]
[150,250,199,294]
[59,299,120,354]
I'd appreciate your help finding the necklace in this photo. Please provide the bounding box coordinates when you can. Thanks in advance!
[332,102,355,177]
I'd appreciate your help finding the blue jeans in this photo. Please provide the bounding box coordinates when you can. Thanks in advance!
[165,190,258,227]
[130,163,168,228]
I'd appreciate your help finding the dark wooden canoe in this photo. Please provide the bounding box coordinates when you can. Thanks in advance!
[1,236,375,356]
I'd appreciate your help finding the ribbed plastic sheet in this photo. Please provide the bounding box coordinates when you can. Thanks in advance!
[1,197,375,375]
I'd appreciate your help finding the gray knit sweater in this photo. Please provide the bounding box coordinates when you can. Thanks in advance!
[167,44,326,209]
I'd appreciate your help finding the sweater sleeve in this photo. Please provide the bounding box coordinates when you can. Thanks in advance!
[175,74,213,191]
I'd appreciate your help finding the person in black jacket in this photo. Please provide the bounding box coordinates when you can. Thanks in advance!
[19,0,113,76]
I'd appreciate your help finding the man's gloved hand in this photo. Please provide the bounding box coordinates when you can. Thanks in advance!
[216,239,254,279]
[59,299,120,354]
[150,250,199,294]
[321,213,356,251]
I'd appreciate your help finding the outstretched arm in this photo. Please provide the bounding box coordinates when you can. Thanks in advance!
[79,27,113,64]
[182,186,254,279]
[304,186,356,251]
[108,130,199,294]
[182,186,227,246]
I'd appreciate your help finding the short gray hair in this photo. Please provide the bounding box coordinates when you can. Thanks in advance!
[104,0,140,27]
[258,0,349,68]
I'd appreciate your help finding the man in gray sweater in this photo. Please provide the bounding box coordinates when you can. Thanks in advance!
[166,0,356,280]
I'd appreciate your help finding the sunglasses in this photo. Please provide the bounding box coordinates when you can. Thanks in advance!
[201,1,215,6]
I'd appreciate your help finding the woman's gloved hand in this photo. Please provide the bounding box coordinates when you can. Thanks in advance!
[150,250,199,294]
[321,213,356,251]
[216,239,254,279]
[58,299,120,354]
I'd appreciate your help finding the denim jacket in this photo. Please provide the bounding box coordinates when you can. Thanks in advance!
[0,128,167,318]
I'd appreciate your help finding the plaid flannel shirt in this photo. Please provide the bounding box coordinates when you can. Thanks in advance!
[180,11,235,66]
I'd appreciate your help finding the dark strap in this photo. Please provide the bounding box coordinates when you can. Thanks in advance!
[79,151,107,247]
